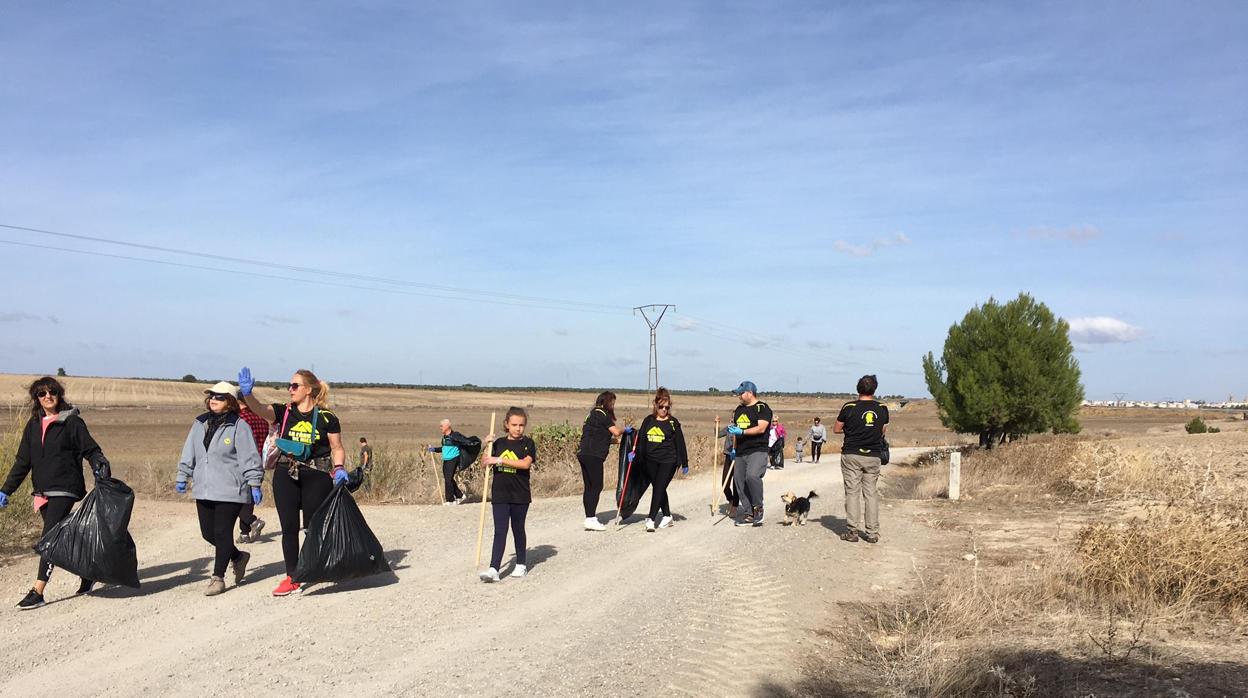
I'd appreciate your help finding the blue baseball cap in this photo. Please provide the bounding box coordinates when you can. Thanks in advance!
[732,380,758,395]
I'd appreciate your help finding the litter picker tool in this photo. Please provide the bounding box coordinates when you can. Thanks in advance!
[474,412,497,569]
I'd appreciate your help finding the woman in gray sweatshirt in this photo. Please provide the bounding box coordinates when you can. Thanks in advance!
[176,382,263,596]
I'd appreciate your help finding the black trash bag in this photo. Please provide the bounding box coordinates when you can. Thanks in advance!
[293,484,390,584]
[33,476,141,589]
[345,466,368,493]
[455,436,482,473]
[770,436,786,468]
[614,431,652,520]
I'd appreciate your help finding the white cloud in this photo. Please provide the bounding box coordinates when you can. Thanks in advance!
[832,232,910,257]
[0,311,43,323]
[1023,225,1099,244]
[1067,316,1144,344]
[673,318,699,332]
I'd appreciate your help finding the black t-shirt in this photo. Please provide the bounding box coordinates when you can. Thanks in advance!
[732,401,773,455]
[272,403,341,461]
[837,400,889,457]
[577,408,615,460]
[637,414,687,466]
[491,436,536,504]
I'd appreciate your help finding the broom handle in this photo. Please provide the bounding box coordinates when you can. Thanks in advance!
[474,412,497,569]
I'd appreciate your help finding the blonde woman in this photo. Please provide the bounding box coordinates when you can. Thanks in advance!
[237,367,347,596]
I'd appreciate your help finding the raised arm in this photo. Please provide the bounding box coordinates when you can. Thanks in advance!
[238,367,277,422]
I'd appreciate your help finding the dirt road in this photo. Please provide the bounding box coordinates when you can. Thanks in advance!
[0,449,947,697]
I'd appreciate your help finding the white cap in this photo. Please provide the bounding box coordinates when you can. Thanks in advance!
[204,381,239,398]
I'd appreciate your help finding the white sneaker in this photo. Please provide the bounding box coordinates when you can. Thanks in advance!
[584,517,606,531]
[510,564,527,578]
[645,518,656,532]
[479,567,500,583]
[658,515,673,529]
[456,495,467,504]
[442,501,453,506]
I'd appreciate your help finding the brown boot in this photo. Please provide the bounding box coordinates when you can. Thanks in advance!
[204,576,226,596]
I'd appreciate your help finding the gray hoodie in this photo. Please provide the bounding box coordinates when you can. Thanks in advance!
[177,412,263,504]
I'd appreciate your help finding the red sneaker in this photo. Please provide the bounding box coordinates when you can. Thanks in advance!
[272,576,301,597]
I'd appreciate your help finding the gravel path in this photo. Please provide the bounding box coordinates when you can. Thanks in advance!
[0,448,943,697]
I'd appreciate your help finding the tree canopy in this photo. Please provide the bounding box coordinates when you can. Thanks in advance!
[922,293,1083,446]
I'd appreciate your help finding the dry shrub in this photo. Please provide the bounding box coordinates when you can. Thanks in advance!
[0,417,38,555]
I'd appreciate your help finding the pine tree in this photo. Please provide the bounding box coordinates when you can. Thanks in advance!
[922,293,1083,447]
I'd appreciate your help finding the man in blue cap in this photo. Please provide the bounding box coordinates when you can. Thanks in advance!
[726,381,772,526]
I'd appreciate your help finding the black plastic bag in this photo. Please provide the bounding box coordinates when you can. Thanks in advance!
[345,465,368,493]
[455,436,482,473]
[880,438,890,466]
[33,477,141,589]
[293,484,390,584]
[614,431,651,520]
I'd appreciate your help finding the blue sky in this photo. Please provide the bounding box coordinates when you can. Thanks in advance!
[1,1,1244,400]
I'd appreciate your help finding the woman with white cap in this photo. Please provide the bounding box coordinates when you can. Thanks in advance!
[175,381,263,596]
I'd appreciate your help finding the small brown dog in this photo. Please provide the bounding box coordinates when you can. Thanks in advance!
[781,490,818,526]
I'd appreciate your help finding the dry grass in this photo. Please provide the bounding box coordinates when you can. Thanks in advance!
[0,416,38,555]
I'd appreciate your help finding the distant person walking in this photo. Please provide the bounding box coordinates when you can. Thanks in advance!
[235,399,269,544]
[237,367,348,596]
[427,419,473,505]
[635,388,689,532]
[835,375,889,544]
[726,381,772,527]
[576,391,626,531]
[808,417,827,463]
[175,382,263,595]
[359,437,373,470]
[0,377,112,610]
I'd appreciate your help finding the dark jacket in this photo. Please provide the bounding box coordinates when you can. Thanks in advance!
[2,407,106,500]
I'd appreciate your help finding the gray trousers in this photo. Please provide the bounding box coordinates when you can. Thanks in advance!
[841,453,881,535]
[733,450,768,513]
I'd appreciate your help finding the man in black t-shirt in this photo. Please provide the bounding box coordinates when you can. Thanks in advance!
[727,380,773,527]
[834,375,889,544]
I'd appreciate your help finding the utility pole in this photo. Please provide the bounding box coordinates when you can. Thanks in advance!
[634,304,674,390]
[1112,392,1127,407]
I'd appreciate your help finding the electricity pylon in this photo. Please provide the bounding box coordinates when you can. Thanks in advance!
[634,304,674,391]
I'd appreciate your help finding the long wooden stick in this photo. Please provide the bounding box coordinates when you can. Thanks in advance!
[428,444,446,504]
[474,412,497,569]
[717,458,736,517]
[709,417,720,515]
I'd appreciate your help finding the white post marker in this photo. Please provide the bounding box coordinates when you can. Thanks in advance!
[474,412,497,569]
[949,451,961,501]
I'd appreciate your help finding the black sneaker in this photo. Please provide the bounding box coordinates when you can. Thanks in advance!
[839,529,860,543]
[734,515,754,527]
[76,579,95,595]
[861,532,880,544]
[16,589,45,610]
[752,506,764,526]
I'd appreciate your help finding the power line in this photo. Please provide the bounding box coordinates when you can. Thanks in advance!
[0,222,626,314]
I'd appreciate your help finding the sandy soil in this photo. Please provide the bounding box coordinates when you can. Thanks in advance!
[0,448,948,697]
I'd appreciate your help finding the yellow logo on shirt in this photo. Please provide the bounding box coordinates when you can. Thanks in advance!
[224,438,231,445]
[736,414,751,429]
[290,421,316,444]
[647,426,666,443]
[864,411,877,426]
[499,449,519,461]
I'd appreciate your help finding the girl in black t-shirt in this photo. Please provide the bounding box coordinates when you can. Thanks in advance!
[237,367,347,597]
[575,391,626,531]
[479,407,536,583]
[635,387,688,533]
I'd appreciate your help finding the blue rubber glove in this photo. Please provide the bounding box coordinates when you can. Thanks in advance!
[426,446,440,453]
[729,449,736,459]
[333,467,349,485]
[681,465,689,476]
[237,366,254,397]
[251,487,263,505]
[727,426,744,436]
[626,451,636,464]
[623,426,634,435]
[175,481,188,494]
[0,491,8,508]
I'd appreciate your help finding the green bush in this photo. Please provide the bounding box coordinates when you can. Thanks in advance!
[1185,417,1218,434]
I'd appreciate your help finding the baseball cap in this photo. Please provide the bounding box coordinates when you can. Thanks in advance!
[204,381,239,398]
[732,380,758,396]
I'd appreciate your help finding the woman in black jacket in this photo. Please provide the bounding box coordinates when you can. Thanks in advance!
[0,377,111,610]
[635,387,688,533]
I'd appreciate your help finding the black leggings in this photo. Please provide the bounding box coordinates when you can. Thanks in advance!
[721,454,739,507]
[238,502,257,534]
[196,499,244,578]
[648,460,679,521]
[37,496,80,583]
[443,457,463,502]
[490,502,529,571]
[273,466,334,577]
[811,442,823,462]
[577,454,605,518]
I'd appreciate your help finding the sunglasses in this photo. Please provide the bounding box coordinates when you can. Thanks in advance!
[208,393,231,401]
[288,383,305,391]
[35,390,60,399]
[656,404,671,411]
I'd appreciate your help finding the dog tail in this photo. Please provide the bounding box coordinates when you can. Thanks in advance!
[808,490,818,499]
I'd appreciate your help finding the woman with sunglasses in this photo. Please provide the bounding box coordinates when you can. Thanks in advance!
[174,382,263,596]
[236,367,346,596]
[0,377,111,610]
[633,387,688,533]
